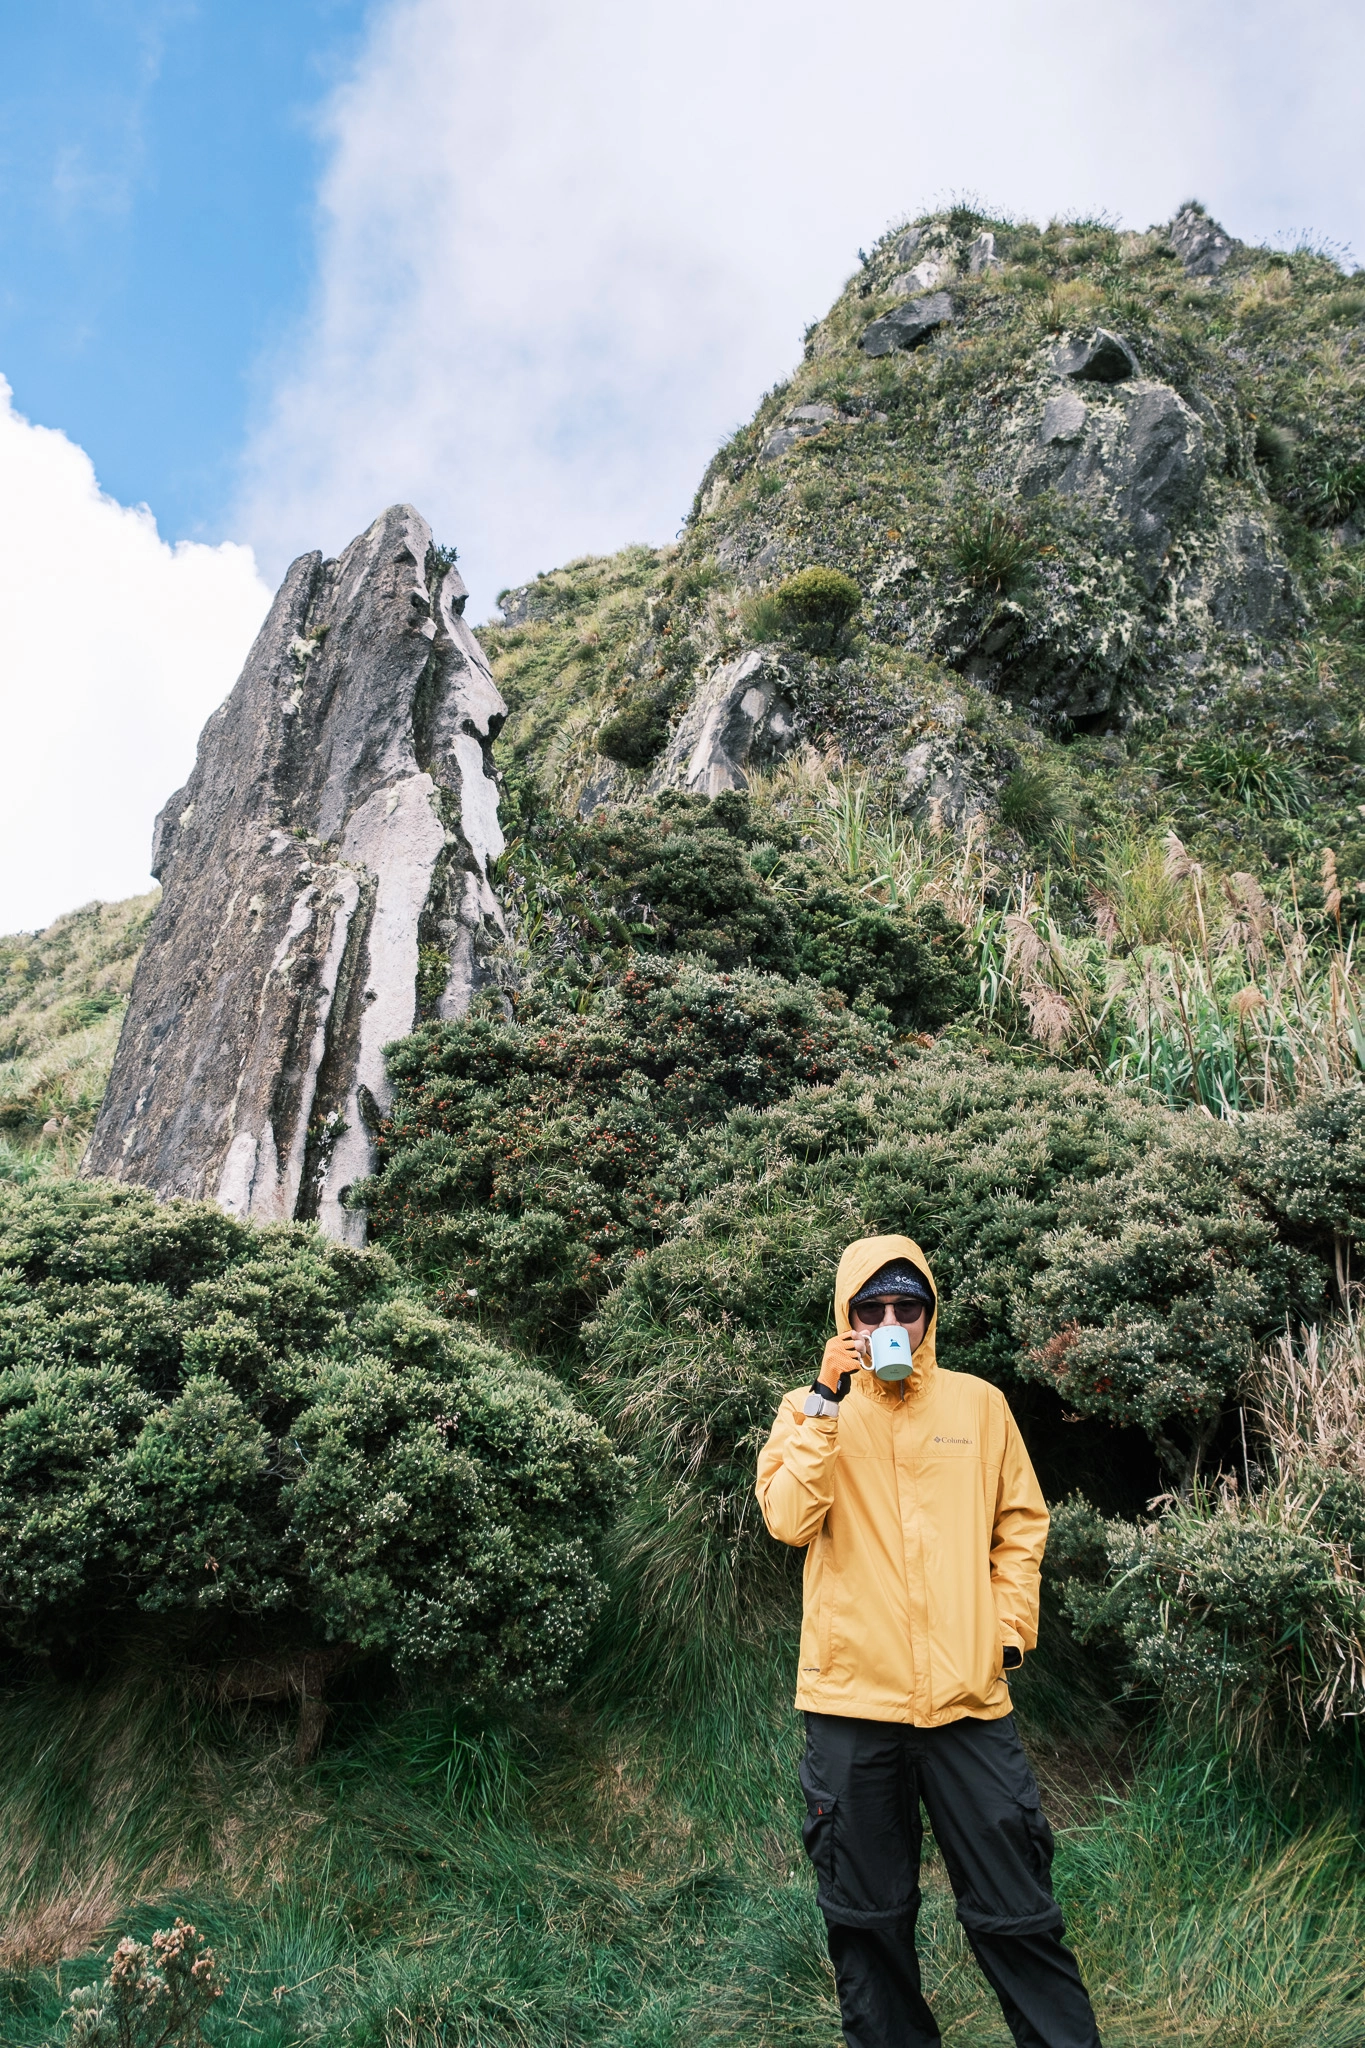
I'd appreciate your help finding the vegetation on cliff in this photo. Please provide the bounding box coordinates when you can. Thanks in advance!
[0,892,156,1180]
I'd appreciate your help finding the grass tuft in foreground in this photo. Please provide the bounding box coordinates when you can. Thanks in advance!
[1,1644,1362,2048]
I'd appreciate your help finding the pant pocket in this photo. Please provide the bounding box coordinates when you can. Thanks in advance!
[798,1761,838,1893]
[1019,1797,1055,1885]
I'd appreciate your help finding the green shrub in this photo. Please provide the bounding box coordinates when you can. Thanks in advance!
[573,1064,1363,1704]
[359,960,887,1339]
[1049,1485,1365,1755]
[1240,1086,1365,1249]
[579,1053,1198,1692]
[1016,1122,1323,1478]
[506,795,979,1031]
[1048,1305,1365,1753]
[0,1182,626,1694]
[590,1067,1139,1453]
[750,566,861,653]
[597,696,670,768]
[777,860,979,1029]
[588,1062,1353,1544]
[553,795,797,973]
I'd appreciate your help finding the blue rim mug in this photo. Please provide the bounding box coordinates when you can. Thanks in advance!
[867,1323,915,1382]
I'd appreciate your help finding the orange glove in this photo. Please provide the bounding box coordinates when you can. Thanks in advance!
[818,1331,865,1392]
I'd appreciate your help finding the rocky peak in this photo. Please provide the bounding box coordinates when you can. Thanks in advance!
[484,199,1354,849]
[85,504,506,1242]
[1170,202,1239,278]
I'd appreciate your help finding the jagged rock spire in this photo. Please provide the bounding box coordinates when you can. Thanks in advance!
[85,505,505,1242]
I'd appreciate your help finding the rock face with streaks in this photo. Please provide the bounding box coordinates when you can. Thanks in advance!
[85,504,505,1242]
[650,649,796,796]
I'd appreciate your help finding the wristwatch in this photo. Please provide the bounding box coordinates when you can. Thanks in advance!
[803,1372,851,1419]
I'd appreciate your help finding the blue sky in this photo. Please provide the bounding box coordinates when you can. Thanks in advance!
[2,0,1364,930]
[0,0,369,543]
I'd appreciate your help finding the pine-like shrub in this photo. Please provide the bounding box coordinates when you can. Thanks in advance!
[358,960,889,1338]
[771,566,862,649]
[503,792,980,1029]
[0,1182,627,1693]
[577,1061,1362,1700]
[777,858,979,1028]
[596,696,670,768]
[587,1059,1351,1516]
[1015,1122,1321,1478]
[587,1054,1165,1492]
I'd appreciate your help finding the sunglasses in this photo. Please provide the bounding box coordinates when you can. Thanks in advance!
[851,1298,929,1330]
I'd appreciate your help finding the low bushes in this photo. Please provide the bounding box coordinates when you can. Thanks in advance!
[743,567,862,653]
[576,1060,1365,1699]
[770,566,861,649]
[590,1059,1354,1478]
[1016,1121,1319,1475]
[596,695,670,768]
[0,1182,626,1695]
[1049,1313,1365,1754]
[501,791,981,1030]
[359,959,888,1339]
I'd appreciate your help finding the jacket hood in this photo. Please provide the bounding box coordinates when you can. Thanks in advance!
[834,1234,938,1379]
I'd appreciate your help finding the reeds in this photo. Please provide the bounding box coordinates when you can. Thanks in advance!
[1000,835,1365,1112]
[777,768,1365,1117]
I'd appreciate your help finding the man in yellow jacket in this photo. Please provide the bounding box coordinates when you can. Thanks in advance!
[757,1233,1101,2048]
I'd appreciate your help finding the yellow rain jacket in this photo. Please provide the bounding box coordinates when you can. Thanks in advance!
[756,1234,1048,1726]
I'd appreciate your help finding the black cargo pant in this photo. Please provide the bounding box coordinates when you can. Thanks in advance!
[801,1712,1101,2048]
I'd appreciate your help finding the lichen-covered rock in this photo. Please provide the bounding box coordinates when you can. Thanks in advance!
[760,403,839,460]
[1023,377,1209,584]
[85,505,505,1242]
[966,232,1001,276]
[901,737,985,824]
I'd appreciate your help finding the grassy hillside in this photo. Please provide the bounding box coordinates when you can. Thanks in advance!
[4,201,1365,2048]
[0,892,157,1183]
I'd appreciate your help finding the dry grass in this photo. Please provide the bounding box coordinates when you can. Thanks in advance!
[0,1888,116,1970]
[1254,1308,1365,1483]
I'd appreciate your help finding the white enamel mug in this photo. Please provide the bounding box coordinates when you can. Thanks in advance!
[867,1323,916,1381]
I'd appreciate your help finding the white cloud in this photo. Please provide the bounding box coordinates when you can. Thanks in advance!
[237,0,1365,616]
[0,377,271,933]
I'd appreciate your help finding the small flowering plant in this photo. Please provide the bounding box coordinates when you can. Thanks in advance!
[62,1920,225,2048]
